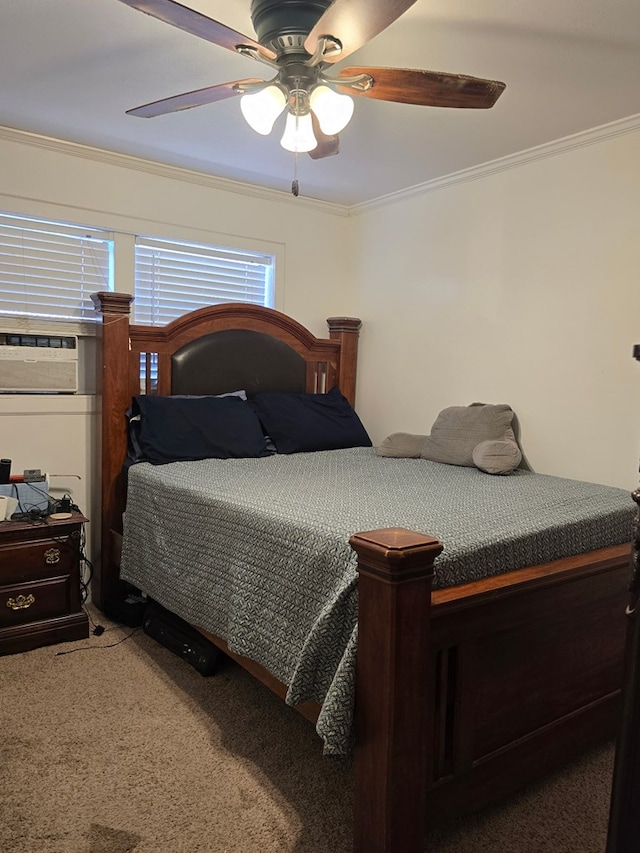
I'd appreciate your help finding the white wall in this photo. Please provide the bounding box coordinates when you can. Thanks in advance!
[0,394,98,529]
[348,126,640,490]
[0,131,354,564]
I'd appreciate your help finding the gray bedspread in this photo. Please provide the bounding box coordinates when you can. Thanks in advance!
[120,447,635,754]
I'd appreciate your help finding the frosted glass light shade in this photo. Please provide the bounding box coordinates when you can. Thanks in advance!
[280,111,318,153]
[309,85,354,135]
[240,85,286,135]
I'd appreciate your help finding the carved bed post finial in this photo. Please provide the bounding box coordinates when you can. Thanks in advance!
[91,291,134,609]
[326,317,361,407]
[349,527,443,853]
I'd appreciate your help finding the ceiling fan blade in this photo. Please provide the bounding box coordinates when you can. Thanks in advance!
[337,66,506,108]
[126,78,265,118]
[117,0,276,62]
[308,111,340,159]
[304,0,418,64]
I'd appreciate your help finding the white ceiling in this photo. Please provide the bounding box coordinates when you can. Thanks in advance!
[2,0,640,206]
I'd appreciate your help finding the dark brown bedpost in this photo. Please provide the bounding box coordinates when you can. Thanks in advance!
[606,492,640,852]
[91,291,134,609]
[350,527,443,853]
[326,317,362,407]
[606,346,640,853]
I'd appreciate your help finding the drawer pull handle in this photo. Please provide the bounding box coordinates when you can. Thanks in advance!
[6,594,36,611]
[44,548,61,565]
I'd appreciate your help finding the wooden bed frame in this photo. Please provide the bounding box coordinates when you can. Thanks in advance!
[92,291,632,853]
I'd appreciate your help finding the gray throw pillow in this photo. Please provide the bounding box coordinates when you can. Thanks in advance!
[420,404,516,467]
[472,439,522,475]
[376,432,425,458]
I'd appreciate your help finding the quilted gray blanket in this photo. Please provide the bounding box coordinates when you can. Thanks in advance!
[120,447,635,754]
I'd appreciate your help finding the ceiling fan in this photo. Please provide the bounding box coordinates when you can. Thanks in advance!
[118,0,506,165]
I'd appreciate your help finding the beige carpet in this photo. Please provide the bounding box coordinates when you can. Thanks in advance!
[0,606,615,853]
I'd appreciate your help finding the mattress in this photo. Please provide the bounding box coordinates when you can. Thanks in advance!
[120,447,635,754]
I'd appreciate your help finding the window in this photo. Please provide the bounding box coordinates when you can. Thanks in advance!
[0,213,276,330]
[134,236,275,325]
[0,213,113,321]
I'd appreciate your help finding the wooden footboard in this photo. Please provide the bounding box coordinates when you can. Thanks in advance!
[427,543,630,822]
[195,534,629,853]
[350,537,630,852]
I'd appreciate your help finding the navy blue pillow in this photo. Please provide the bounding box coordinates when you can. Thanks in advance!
[126,391,248,464]
[251,386,371,454]
[130,395,270,464]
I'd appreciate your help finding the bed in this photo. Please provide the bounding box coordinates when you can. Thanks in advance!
[92,291,635,853]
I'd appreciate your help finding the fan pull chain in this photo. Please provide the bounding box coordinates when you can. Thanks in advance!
[291,152,300,197]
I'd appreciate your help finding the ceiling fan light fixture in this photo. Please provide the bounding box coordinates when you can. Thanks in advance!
[280,110,317,153]
[240,84,287,135]
[309,84,354,135]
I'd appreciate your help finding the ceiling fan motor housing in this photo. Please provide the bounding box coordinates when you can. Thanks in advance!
[250,0,332,53]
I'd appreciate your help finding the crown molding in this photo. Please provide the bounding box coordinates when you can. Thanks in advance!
[2,114,639,218]
[0,125,348,217]
[350,112,640,215]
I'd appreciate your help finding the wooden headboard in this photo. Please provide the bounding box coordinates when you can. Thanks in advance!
[91,291,363,608]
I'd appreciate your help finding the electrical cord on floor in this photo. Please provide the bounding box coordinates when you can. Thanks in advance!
[82,601,141,638]
[54,589,144,655]
[54,626,142,656]
[83,603,106,635]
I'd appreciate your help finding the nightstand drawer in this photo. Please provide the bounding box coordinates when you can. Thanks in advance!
[0,513,89,654]
[0,537,76,584]
[0,576,73,628]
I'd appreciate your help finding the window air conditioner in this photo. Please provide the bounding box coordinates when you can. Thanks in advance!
[0,332,79,393]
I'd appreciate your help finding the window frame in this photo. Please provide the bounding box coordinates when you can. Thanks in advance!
[132,234,276,326]
[0,211,284,336]
[0,211,114,323]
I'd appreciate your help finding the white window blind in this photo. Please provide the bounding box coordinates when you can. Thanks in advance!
[0,213,113,320]
[134,236,275,325]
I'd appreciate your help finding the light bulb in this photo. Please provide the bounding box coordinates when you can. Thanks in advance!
[309,85,354,135]
[240,85,286,135]
[280,111,318,153]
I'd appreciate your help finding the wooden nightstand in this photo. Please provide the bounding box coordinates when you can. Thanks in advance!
[0,511,90,655]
